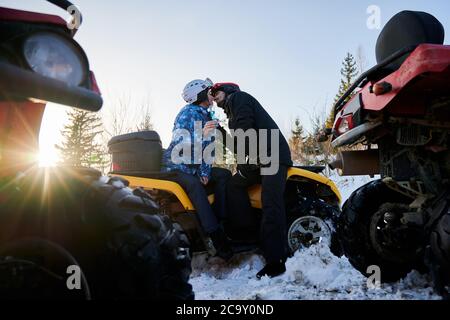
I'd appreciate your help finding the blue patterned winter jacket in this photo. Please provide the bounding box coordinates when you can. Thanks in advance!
[162,104,213,179]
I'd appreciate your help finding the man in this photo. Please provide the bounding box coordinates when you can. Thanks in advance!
[210,82,293,279]
[162,78,232,260]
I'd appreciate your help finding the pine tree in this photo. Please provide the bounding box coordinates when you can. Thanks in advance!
[56,109,105,168]
[291,117,305,138]
[325,52,358,129]
[289,117,306,164]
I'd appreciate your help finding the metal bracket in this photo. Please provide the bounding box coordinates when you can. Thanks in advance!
[382,177,430,209]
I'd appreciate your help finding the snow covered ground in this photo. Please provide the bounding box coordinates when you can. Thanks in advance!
[190,174,441,300]
[191,244,439,300]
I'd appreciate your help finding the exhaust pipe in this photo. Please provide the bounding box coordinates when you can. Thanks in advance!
[329,150,380,176]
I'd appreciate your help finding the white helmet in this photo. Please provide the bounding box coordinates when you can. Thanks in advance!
[182,78,214,104]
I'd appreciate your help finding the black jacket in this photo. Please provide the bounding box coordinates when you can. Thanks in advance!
[221,91,293,167]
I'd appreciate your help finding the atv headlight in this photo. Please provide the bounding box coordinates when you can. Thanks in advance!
[23,32,88,86]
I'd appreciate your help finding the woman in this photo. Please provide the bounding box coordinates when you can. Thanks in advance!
[162,78,232,260]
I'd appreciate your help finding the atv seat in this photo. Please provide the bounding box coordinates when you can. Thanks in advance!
[370,10,445,81]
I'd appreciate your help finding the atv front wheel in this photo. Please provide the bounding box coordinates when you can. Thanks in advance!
[0,168,194,300]
[85,176,194,300]
[0,238,91,299]
[287,216,332,251]
[337,180,424,282]
[430,202,450,287]
[286,193,341,255]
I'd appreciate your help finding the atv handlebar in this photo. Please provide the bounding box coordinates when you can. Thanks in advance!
[46,0,82,32]
[46,0,76,11]
[0,62,103,112]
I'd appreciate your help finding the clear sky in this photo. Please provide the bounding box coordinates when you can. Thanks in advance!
[1,0,449,166]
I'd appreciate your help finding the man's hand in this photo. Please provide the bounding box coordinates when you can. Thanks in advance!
[200,176,209,186]
[203,121,218,137]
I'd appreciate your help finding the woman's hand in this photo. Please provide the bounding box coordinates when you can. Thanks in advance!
[203,121,218,137]
[200,176,209,186]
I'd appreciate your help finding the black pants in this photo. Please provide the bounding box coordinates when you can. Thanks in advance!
[210,168,232,221]
[227,165,288,264]
[168,168,231,234]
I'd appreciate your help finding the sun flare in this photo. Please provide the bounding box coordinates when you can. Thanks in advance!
[38,150,58,167]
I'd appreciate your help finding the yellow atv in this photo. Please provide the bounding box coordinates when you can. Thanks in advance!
[108,131,342,256]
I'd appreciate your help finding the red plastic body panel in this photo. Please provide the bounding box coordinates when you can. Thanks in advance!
[0,7,66,27]
[361,44,450,114]
[0,7,66,176]
[333,44,450,137]
[0,7,102,176]
[0,102,45,177]
[89,71,101,95]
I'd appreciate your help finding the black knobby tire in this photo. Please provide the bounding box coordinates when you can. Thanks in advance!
[0,168,193,299]
[83,177,194,300]
[337,180,422,282]
[430,205,450,284]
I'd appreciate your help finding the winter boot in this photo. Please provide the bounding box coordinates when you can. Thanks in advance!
[256,261,286,279]
[209,228,234,261]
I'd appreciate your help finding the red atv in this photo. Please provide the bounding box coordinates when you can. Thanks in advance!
[0,1,192,299]
[325,11,450,295]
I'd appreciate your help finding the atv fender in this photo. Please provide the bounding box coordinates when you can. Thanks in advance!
[114,168,341,212]
[248,168,342,209]
[113,175,198,211]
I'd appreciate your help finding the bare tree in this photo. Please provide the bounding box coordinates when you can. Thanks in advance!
[103,93,133,138]
[99,93,154,174]
[356,45,367,75]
